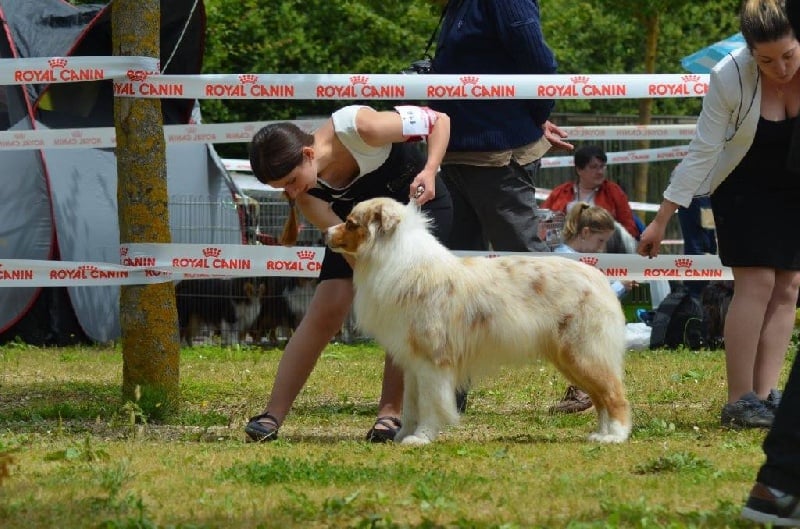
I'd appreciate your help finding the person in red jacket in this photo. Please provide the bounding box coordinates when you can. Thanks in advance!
[542,145,640,238]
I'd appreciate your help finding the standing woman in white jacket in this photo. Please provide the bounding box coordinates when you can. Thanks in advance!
[638,0,800,429]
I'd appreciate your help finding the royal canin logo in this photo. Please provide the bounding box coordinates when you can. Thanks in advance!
[579,256,599,266]
[537,75,626,98]
[48,57,68,68]
[171,247,251,271]
[203,75,293,98]
[316,75,405,99]
[648,74,707,97]
[426,75,515,99]
[49,265,129,281]
[119,247,129,257]
[14,58,104,83]
[643,257,723,278]
[265,249,322,273]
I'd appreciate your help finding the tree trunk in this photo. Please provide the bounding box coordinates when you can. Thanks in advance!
[634,13,660,213]
[113,0,180,417]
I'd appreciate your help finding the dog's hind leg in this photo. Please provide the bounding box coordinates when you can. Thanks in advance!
[552,348,630,443]
[400,364,459,446]
[577,372,630,443]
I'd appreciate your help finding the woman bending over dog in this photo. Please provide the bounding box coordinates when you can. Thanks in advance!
[639,0,800,429]
[244,105,453,442]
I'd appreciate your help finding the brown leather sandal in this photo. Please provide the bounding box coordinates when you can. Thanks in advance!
[365,416,401,443]
[244,412,280,443]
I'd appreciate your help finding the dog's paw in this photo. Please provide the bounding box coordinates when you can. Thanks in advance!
[399,434,432,446]
[395,427,410,442]
[587,432,628,444]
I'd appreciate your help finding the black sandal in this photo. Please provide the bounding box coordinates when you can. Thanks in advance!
[365,416,402,443]
[245,412,280,443]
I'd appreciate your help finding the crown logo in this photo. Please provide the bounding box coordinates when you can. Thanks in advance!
[244,124,255,132]
[297,250,315,260]
[78,265,98,271]
[48,57,68,68]
[485,253,499,259]
[126,69,149,82]
[675,258,692,268]
[238,74,258,84]
[13,132,24,140]
[202,247,222,258]
[579,256,599,266]
[681,74,701,83]
[71,130,83,138]
[460,75,479,85]
[571,75,590,84]
[187,126,197,134]
[350,75,369,85]
[119,247,129,256]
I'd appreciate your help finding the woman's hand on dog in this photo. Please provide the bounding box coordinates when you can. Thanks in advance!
[410,168,437,205]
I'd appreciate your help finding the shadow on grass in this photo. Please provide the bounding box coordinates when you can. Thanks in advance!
[1,380,230,432]
[0,381,121,424]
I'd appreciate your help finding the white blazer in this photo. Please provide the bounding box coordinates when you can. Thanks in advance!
[664,47,761,207]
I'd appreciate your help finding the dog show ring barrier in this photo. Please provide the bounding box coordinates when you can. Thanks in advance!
[0,56,730,291]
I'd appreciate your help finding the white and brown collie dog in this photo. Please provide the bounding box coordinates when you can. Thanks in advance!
[326,197,631,445]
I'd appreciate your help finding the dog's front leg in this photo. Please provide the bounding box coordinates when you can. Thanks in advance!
[399,365,457,446]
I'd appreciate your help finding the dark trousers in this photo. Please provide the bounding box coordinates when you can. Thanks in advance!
[677,196,717,300]
[757,347,800,494]
[441,160,549,252]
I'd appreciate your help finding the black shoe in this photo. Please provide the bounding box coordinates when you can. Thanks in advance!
[244,412,280,442]
[762,388,783,412]
[365,416,401,443]
[720,392,774,429]
[741,482,800,526]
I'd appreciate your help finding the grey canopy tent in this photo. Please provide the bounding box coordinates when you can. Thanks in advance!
[0,0,245,345]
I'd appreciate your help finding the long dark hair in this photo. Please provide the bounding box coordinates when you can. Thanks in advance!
[248,123,314,246]
[248,123,313,184]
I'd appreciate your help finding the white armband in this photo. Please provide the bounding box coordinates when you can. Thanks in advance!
[395,105,438,137]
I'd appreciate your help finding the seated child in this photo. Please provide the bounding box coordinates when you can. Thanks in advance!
[549,202,633,413]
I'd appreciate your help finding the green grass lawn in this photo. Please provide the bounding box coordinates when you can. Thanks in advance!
[0,340,793,528]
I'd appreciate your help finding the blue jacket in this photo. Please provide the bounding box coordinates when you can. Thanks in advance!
[430,0,557,152]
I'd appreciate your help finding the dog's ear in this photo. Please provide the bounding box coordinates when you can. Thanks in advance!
[371,202,402,235]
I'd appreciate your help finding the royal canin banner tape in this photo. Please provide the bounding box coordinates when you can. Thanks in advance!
[0,56,158,85]
[0,246,731,287]
[111,73,710,100]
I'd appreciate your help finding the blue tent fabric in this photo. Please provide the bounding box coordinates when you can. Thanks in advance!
[681,33,746,73]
